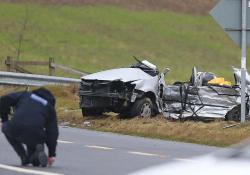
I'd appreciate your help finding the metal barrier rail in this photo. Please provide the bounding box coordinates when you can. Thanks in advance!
[0,71,81,86]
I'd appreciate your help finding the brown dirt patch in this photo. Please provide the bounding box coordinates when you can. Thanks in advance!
[2,0,219,15]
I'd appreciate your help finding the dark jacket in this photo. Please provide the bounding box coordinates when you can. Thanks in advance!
[0,88,59,157]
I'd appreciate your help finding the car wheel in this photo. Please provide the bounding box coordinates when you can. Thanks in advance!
[225,105,249,121]
[81,108,102,117]
[130,97,153,118]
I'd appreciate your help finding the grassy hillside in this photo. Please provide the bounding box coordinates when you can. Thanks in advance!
[0,2,247,82]
[3,0,218,15]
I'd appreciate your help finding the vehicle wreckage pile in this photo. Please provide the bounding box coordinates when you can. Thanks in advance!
[79,58,250,121]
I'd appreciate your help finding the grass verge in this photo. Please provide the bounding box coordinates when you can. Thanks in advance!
[1,85,250,147]
[60,113,250,147]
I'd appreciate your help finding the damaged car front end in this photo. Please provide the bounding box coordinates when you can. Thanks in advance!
[80,79,136,115]
[79,59,161,117]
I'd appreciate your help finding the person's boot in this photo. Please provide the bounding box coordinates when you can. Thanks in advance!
[30,144,48,167]
[37,144,48,167]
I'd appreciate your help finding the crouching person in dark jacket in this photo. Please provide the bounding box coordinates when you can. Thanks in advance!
[0,87,59,167]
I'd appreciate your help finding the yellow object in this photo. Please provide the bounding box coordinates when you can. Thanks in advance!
[208,77,232,86]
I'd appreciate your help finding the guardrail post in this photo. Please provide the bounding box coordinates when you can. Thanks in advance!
[49,57,55,76]
[5,56,13,72]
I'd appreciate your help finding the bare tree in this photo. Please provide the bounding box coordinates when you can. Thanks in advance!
[16,3,30,61]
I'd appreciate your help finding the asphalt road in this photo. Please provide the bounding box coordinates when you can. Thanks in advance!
[0,127,219,175]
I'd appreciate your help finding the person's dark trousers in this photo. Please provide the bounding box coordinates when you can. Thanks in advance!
[1,121,46,165]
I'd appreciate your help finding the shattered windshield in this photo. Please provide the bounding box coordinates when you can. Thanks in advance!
[130,62,159,76]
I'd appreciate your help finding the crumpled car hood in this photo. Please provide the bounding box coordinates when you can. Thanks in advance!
[81,68,154,82]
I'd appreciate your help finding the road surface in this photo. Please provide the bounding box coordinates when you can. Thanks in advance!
[0,127,218,175]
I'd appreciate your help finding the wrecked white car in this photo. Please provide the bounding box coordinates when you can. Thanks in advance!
[162,67,250,121]
[79,59,249,121]
[79,58,163,117]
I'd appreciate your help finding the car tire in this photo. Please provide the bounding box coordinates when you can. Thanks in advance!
[130,97,153,118]
[81,108,102,117]
[225,105,249,121]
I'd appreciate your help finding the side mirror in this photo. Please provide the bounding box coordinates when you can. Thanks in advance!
[162,68,170,75]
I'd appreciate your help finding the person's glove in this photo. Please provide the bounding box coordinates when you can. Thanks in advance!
[48,157,56,167]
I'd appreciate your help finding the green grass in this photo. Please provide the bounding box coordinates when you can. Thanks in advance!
[0,2,247,82]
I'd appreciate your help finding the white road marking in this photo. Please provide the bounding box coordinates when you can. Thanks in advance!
[85,145,114,150]
[174,158,196,163]
[128,151,166,158]
[57,140,74,144]
[0,163,63,175]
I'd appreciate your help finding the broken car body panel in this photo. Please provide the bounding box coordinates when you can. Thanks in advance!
[163,84,242,119]
[162,67,249,120]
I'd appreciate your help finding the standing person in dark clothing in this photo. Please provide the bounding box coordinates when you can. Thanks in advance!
[0,87,59,167]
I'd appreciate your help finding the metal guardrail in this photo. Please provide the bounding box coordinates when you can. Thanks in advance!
[0,71,81,86]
